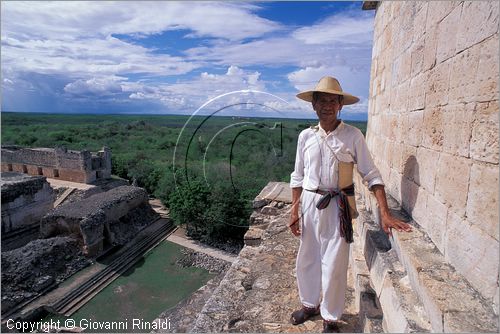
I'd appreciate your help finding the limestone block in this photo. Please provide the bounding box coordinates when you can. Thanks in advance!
[470,101,499,164]
[412,2,428,42]
[441,103,473,158]
[381,2,392,29]
[390,81,409,114]
[410,187,428,228]
[425,194,448,254]
[390,142,403,174]
[399,144,419,183]
[476,35,500,103]
[410,35,425,77]
[408,72,426,111]
[423,23,438,71]
[416,147,439,193]
[425,1,457,30]
[390,56,400,88]
[405,111,423,147]
[422,106,444,151]
[387,169,401,203]
[466,163,499,241]
[400,176,419,217]
[456,1,499,53]
[445,211,499,300]
[399,49,412,84]
[435,153,471,217]
[435,5,461,64]
[425,60,451,108]
[400,145,418,184]
[448,46,480,103]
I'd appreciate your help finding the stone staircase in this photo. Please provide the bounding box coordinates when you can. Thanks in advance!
[354,185,499,332]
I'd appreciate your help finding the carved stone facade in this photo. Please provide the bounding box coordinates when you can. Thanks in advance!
[1,146,112,184]
[364,0,498,308]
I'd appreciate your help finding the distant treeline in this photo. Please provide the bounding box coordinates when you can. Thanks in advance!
[1,112,367,250]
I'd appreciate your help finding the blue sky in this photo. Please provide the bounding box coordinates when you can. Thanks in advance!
[1,1,375,120]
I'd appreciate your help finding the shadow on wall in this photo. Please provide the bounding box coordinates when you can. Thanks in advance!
[401,155,420,218]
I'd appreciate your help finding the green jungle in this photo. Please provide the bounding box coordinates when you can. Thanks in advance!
[1,112,367,251]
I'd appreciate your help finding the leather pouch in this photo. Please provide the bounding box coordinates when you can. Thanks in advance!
[338,161,359,219]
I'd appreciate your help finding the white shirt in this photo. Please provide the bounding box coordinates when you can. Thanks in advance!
[290,121,384,191]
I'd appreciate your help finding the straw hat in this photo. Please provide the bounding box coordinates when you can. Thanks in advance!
[296,76,360,105]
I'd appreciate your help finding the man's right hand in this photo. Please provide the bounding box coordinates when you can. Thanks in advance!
[289,212,301,236]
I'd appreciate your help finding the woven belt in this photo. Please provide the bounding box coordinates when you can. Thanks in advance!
[305,188,339,196]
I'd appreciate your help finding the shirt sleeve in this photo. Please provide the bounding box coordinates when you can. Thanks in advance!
[290,131,305,188]
[353,130,384,189]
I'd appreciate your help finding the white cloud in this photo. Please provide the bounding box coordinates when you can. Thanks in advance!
[64,77,124,96]
[126,66,268,111]
[292,11,374,45]
[1,1,280,41]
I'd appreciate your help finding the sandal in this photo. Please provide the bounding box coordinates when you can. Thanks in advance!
[290,305,320,325]
[322,320,340,333]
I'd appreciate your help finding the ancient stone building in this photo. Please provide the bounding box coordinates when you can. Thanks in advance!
[360,0,499,324]
[1,145,111,184]
[1,172,54,234]
[40,186,159,257]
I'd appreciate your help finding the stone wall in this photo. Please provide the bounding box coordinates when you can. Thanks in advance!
[1,172,54,233]
[40,186,158,257]
[1,146,112,184]
[365,1,498,304]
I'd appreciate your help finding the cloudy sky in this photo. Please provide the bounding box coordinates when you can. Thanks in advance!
[1,1,375,120]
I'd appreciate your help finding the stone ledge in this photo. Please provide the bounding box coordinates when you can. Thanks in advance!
[355,203,432,333]
[391,214,499,332]
[362,190,499,332]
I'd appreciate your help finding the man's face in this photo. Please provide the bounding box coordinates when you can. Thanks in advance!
[312,92,343,122]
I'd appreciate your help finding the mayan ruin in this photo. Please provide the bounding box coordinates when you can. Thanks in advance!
[1,1,498,333]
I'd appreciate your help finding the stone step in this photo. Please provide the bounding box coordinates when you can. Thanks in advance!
[53,187,75,207]
[362,192,499,333]
[353,206,432,333]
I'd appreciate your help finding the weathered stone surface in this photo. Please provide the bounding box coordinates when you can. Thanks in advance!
[445,211,499,301]
[367,1,499,316]
[422,106,444,151]
[415,147,439,193]
[391,212,498,333]
[476,34,499,102]
[260,205,279,216]
[354,195,431,333]
[435,5,461,64]
[425,59,451,108]
[40,186,158,256]
[441,103,473,158]
[254,181,292,204]
[1,236,90,313]
[423,23,438,71]
[466,163,499,241]
[405,111,423,147]
[425,194,447,254]
[456,1,499,53]
[470,100,499,163]
[408,71,426,111]
[1,172,54,234]
[435,153,471,217]
[448,46,480,103]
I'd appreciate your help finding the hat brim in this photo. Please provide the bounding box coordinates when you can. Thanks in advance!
[296,89,360,105]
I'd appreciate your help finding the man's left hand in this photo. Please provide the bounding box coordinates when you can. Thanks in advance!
[380,213,412,237]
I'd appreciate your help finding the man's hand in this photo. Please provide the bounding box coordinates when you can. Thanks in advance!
[289,212,301,237]
[380,213,412,237]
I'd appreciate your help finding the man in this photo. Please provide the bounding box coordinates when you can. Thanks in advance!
[289,76,412,333]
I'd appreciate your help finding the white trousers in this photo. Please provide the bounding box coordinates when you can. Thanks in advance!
[296,190,350,321]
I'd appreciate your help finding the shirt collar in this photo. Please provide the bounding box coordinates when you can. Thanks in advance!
[317,120,344,136]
